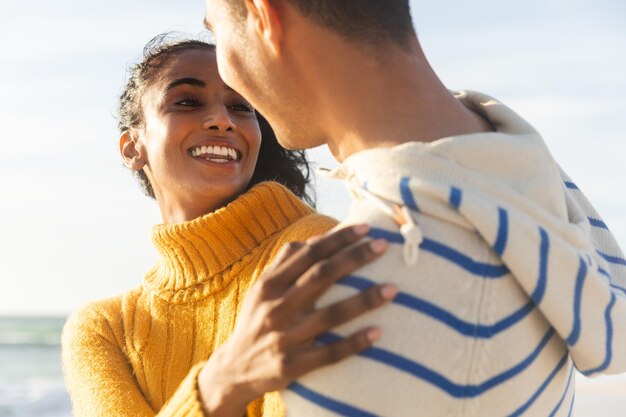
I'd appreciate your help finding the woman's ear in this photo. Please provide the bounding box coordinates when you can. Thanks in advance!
[119,130,146,171]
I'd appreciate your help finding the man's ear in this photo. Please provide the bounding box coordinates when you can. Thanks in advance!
[244,0,283,55]
[119,130,147,171]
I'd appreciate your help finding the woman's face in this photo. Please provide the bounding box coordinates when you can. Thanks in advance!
[127,47,262,223]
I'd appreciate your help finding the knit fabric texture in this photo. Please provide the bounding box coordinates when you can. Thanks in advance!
[281,91,626,416]
[62,181,337,417]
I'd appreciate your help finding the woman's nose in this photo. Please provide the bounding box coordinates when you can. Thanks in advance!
[202,106,236,132]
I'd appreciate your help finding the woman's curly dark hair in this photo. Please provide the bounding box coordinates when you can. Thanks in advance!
[117,33,315,206]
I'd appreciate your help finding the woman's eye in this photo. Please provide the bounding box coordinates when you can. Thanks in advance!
[175,98,201,107]
[229,102,255,113]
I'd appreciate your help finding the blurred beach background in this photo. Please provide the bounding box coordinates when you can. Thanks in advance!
[1,0,625,415]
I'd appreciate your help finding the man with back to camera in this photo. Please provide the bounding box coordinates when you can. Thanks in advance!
[203,1,626,415]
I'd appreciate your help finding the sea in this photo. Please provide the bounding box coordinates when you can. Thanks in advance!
[0,316,624,416]
[0,316,71,417]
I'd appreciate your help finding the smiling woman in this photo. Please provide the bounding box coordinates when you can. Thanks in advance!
[117,34,312,222]
[60,33,393,417]
[62,34,330,416]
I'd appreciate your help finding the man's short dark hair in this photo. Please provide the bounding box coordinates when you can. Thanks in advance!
[231,0,416,48]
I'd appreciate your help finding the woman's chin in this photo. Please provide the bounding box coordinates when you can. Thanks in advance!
[193,180,249,206]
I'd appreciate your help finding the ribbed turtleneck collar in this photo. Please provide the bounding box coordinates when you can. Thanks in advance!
[143,182,314,303]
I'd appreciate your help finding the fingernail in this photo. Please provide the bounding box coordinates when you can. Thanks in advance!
[353,224,370,235]
[367,328,381,342]
[370,239,388,253]
[380,284,398,300]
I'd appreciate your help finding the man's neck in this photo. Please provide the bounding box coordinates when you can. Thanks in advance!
[305,38,492,162]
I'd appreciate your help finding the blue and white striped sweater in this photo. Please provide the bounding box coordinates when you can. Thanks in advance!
[281,91,626,417]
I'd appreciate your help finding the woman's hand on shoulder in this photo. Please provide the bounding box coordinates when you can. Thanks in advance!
[198,224,396,417]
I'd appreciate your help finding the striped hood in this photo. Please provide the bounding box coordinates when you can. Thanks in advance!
[326,90,626,376]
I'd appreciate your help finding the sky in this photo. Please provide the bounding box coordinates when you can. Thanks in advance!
[0,0,625,316]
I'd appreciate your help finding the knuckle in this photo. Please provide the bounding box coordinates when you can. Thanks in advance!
[276,352,294,377]
[259,272,275,286]
[329,228,356,249]
[270,241,304,269]
[303,241,325,260]
[351,333,369,352]
[274,331,290,350]
[261,315,277,331]
[346,226,361,242]
[351,242,375,262]
[325,345,346,364]
[342,225,362,244]
[362,288,382,309]
[261,304,283,329]
[257,279,277,299]
[285,241,303,253]
[322,304,347,326]
[309,260,334,281]
[318,310,335,329]
[259,266,281,286]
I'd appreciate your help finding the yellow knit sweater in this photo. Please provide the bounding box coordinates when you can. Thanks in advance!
[62,182,337,417]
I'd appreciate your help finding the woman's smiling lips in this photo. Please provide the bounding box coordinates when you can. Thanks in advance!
[188,141,242,165]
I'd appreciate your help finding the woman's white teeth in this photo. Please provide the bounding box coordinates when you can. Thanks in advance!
[191,145,239,160]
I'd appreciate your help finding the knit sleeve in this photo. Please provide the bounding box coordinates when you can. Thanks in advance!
[62,302,207,417]
[159,361,207,416]
[450,178,626,377]
[556,174,626,376]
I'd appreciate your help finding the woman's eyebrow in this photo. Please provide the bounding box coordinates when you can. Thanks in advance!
[166,77,206,91]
